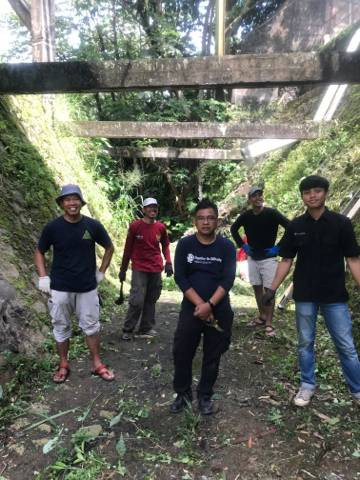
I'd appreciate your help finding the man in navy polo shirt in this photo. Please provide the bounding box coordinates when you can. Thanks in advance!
[171,198,236,415]
[264,175,360,407]
[34,184,115,383]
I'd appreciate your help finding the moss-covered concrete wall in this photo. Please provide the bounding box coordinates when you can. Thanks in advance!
[0,95,122,354]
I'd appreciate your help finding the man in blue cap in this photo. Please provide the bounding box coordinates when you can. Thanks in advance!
[34,184,115,383]
[231,185,289,336]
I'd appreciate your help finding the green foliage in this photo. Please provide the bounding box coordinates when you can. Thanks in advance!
[0,353,55,426]
[162,275,180,292]
[0,99,58,227]
[255,119,360,221]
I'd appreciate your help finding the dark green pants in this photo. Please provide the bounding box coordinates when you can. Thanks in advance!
[123,270,162,333]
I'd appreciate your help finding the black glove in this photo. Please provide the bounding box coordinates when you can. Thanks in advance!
[262,288,276,306]
[164,263,173,277]
[118,269,126,282]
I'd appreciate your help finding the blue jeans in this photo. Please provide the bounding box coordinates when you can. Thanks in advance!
[296,302,360,394]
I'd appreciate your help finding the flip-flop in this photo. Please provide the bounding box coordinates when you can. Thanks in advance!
[247,317,266,327]
[92,363,115,381]
[265,326,276,337]
[53,364,70,383]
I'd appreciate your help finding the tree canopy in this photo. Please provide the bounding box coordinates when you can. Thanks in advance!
[3,0,284,236]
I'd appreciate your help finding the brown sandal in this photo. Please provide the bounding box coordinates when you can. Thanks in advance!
[53,363,70,383]
[265,326,276,337]
[247,317,266,327]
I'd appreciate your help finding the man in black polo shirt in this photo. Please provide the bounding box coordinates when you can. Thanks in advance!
[171,199,236,415]
[264,175,360,406]
[231,186,289,336]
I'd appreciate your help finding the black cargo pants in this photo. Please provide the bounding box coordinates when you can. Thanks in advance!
[173,306,233,398]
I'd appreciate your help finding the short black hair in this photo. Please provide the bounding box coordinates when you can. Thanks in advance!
[299,175,329,193]
[193,198,218,216]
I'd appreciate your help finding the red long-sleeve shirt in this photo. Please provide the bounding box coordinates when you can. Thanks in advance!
[120,219,171,273]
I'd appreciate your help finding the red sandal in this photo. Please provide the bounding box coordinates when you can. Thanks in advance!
[53,363,70,383]
[92,363,115,381]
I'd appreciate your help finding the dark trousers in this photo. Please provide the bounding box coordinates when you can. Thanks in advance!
[123,270,162,333]
[173,307,233,398]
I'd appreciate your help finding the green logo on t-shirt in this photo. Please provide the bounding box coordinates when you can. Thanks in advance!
[82,230,92,240]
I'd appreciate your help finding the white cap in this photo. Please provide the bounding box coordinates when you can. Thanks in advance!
[142,197,158,207]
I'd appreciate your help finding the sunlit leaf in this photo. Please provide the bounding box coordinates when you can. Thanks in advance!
[110,412,123,427]
[116,433,126,458]
[43,431,62,454]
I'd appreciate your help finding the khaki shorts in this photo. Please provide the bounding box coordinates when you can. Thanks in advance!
[248,257,277,288]
[48,289,100,342]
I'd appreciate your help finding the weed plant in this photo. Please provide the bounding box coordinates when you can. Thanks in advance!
[0,353,54,426]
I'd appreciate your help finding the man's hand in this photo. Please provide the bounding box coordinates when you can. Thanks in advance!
[164,263,173,277]
[242,244,252,256]
[262,288,276,305]
[194,302,212,320]
[38,276,51,294]
[264,245,280,257]
[96,270,105,284]
[119,269,126,282]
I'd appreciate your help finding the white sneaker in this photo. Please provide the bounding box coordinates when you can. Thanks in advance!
[351,394,360,406]
[293,387,315,407]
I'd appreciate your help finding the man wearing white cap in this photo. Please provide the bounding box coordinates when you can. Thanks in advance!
[119,197,173,340]
[34,184,115,383]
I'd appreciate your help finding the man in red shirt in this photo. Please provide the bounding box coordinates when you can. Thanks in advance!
[119,198,173,340]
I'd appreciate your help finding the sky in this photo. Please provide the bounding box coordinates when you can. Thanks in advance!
[0,0,207,62]
[0,0,32,61]
[0,1,13,57]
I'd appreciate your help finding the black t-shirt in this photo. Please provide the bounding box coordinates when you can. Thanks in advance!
[230,207,289,260]
[279,208,360,303]
[38,215,112,292]
[174,234,236,314]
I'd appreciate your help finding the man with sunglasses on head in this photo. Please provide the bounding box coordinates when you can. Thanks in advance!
[170,199,236,415]
[119,197,173,340]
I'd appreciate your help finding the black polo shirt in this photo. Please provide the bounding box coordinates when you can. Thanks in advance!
[279,208,360,303]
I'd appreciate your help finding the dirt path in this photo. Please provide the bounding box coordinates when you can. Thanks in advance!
[1,288,359,479]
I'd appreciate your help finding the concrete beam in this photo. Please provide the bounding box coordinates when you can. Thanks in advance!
[66,121,321,139]
[0,52,359,94]
[8,0,31,31]
[113,147,244,160]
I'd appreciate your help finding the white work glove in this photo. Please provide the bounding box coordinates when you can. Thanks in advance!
[38,276,51,294]
[96,270,105,284]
